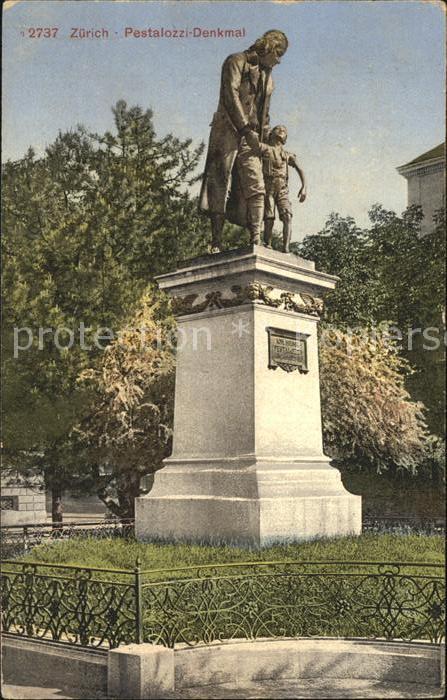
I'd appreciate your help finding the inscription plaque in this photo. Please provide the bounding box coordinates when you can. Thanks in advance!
[267,327,309,373]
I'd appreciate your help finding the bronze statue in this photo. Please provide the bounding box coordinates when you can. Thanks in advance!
[252,125,307,253]
[199,30,289,252]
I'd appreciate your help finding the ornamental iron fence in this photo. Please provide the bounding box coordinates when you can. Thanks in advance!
[0,519,135,558]
[1,559,444,650]
[1,559,140,648]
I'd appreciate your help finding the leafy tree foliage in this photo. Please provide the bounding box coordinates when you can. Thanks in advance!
[294,205,445,435]
[295,213,382,326]
[319,325,428,474]
[78,100,207,278]
[76,289,175,518]
[367,204,445,329]
[294,205,445,328]
[2,102,206,517]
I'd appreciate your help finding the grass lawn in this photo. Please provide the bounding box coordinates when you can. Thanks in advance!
[20,532,444,576]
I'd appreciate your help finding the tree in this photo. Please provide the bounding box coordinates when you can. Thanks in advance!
[366,204,445,328]
[367,205,445,434]
[319,325,428,474]
[78,100,207,279]
[292,213,382,326]
[295,205,446,435]
[75,289,175,518]
[2,102,207,518]
[2,142,104,520]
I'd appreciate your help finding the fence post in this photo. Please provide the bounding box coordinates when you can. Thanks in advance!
[24,563,36,637]
[23,525,29,553]
[134,556,143,644]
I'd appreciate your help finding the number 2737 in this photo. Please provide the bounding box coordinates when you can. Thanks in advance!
[27,28,59,38]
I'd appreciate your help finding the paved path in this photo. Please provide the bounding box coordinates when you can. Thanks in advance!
[2,685,106,699]
[2,680,444,699]
[180,680,444,698]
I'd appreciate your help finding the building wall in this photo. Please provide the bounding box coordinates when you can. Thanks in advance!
[1,477,47,525]
[1,477,107,525]
[406,165,445,234]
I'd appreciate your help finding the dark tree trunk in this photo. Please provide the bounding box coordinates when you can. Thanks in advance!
[117,480,140,520]
[97,473,141,520]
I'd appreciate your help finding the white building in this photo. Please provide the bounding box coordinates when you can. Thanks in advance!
[397,143,445,234]
[1,473,47,525]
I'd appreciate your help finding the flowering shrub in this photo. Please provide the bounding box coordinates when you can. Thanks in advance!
[319,325,428,473]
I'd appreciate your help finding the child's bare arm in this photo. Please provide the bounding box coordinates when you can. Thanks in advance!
[245,132,275,162]
[288,154,307,202]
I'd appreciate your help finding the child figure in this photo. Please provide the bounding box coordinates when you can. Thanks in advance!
[247,125,306,252]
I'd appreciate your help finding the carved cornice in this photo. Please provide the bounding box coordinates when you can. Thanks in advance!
[171,283,323,317]
[397,159,445,179]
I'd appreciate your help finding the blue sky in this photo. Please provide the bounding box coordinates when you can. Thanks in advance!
[2,0,445,239]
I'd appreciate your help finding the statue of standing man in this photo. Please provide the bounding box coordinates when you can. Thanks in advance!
[199,30,289,252]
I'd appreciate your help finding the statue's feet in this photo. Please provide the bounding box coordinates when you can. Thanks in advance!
[264,242,272,249]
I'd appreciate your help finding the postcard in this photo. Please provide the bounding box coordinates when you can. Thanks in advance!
[2,1,445,699]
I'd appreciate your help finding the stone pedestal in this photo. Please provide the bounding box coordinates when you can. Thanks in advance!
[136,245,361,545]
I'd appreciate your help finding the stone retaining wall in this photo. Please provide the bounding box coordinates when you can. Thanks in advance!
[2,635,444,699]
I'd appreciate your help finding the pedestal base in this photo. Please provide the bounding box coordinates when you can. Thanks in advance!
[138,247,362,546]
[135,461,361,546]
